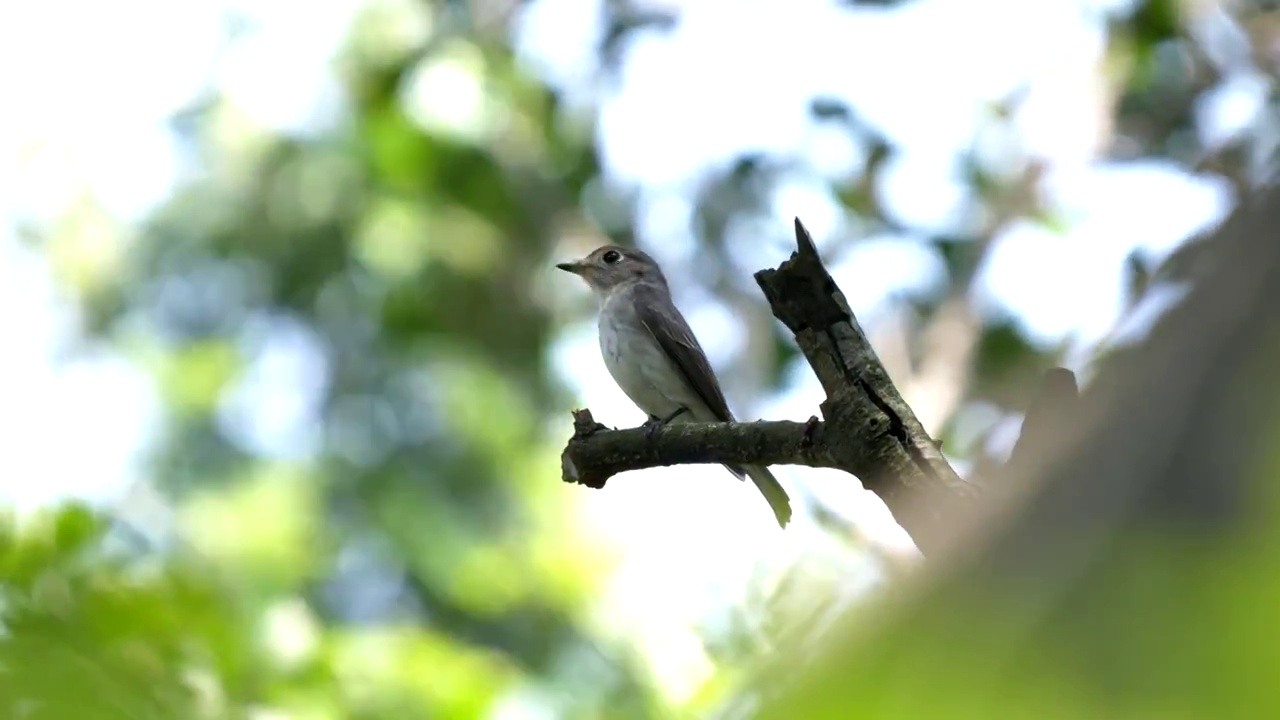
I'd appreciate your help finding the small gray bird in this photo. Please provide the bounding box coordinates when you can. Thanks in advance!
[557,245,792,528]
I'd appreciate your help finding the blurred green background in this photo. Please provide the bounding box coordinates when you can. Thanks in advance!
[0,0,1275,717]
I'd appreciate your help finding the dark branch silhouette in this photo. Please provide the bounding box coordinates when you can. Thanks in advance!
[561,410,832,488]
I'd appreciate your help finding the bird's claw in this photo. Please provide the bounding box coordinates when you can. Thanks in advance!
[642,417,664,441]
[641,407,687,441]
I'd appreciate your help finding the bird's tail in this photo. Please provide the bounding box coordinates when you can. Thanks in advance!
[743,465,792,528]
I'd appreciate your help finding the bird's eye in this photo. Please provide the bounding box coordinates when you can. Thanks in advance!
[602,250,621,264]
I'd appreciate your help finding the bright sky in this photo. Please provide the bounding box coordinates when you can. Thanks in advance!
[0,0,1257,709]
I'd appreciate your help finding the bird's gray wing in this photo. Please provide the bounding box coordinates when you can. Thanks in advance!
[632,282,735,423]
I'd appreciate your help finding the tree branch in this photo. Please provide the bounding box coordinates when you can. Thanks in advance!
[558,218,974,555]
[754,219,974,553]
[561,409,832,489]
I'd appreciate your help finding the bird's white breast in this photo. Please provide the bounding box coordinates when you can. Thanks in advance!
[597,289,688,419]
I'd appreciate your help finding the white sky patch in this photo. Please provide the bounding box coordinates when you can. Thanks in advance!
[402,42,497,142]
[827,236,949,317]
[975,162,1230,347]
[511,0,606,104]
[1195,71,1273,151]
[0,0,223,222]
[219,316,330,460]
[597,0,835,187]
[769,175,845,247]
[876,152,974,232]
[0,241,158,512]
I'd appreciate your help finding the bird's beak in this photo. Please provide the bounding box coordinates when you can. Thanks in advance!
[555,260,585,275]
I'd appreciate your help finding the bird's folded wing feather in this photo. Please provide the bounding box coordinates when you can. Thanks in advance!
[632,282,735,423]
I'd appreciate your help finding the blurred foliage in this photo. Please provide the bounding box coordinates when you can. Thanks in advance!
[12,0,664,716]
[7,0,1279,717]
[760,521,1280,720]
[0,504,247,720]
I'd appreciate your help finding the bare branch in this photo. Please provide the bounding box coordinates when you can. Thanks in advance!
[561,409,832,489]
[754,219,975,553]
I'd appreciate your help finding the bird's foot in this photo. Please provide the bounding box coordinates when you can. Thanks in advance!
[642,407,687,441]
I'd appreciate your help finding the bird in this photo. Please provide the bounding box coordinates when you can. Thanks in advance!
[556,245,792,528]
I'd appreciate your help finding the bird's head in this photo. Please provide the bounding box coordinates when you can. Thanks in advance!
[555,245,667,299]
